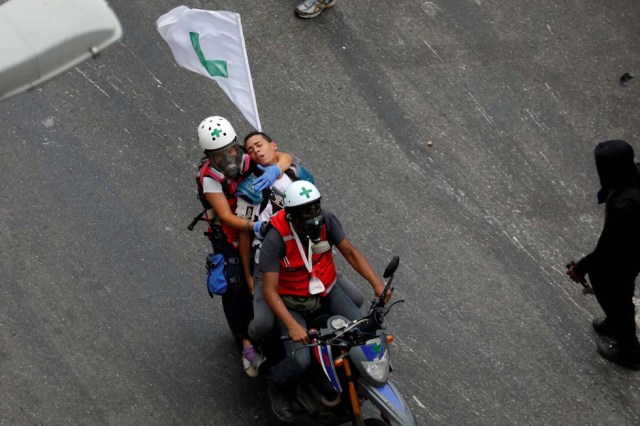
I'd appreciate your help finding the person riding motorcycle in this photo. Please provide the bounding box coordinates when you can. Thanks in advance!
[259,181,388,421]
[195,116,292,377]
[235,131,365,342]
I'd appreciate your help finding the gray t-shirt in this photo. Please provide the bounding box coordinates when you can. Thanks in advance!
[259,210,345,273]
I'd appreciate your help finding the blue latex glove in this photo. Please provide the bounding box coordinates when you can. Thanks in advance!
[253,221,265,239]
[253,164,281,192]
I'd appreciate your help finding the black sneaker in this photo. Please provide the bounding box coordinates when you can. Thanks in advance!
[268,382,297,423]
[592,317,615,339]
[596,339,640,370]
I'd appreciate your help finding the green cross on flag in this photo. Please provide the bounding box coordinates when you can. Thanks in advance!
[189,32,228,78]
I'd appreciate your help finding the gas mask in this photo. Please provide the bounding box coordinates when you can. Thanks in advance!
[290,202,330,254]
[207,145,248,179]
[217,151,240,178]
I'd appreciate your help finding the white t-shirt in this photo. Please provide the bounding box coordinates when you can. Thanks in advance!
[202,176,223,193]
[257,173,293,222]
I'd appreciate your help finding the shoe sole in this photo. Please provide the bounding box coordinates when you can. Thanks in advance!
[242,357,259,378]
[294,2,336,19]
[596,339,640,370]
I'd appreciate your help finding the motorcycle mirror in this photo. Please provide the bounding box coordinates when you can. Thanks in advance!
[383,256,400,278]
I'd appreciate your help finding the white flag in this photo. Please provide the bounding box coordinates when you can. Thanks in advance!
[157,6,261,131]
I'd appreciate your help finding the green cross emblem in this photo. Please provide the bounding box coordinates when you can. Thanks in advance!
[211,128,222,138]
[299,186,313,199]
[190,32,228,78]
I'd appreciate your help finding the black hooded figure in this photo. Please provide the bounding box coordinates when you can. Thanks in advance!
[569,140,640,368]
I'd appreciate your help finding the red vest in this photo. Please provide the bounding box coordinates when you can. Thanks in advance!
[196,160,241,245]
[270,210,337,297]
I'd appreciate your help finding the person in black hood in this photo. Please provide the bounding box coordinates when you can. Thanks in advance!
[567,139,640,369]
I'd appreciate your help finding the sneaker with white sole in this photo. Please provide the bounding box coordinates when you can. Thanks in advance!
[242,345,266,378]
[294,0,337,19]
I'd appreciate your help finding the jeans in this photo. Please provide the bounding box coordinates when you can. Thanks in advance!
[271,283,363,388]
[217,241,253,342]
[249,271,365,341]
[248,269,273,341]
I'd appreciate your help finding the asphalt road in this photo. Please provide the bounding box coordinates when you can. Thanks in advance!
[1,0,640,424]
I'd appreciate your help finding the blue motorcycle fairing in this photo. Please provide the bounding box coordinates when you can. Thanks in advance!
[360,338,387,361]
[357,380,418,426]
[378,383,403,412]
[350,336,390,386]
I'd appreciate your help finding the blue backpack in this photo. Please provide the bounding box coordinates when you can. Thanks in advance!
[205,253,227,297]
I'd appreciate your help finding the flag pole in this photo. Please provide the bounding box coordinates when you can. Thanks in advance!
[234,13,261,132]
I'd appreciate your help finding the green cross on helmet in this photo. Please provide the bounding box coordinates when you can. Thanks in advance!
[284,181,321,210]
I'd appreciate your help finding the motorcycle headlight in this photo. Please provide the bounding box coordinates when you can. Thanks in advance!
[361,349,390,382]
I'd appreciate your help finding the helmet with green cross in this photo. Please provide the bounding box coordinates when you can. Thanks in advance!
[197,116,238,151]
[284,180,322,223]
[284,181,324,242]
[198,116,248,179]
[284,181,321,211]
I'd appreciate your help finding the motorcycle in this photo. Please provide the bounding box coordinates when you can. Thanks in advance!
[274,256,417,425]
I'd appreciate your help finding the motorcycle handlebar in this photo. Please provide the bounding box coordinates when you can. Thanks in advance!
[280,328,318,341]
[279,301,403,344]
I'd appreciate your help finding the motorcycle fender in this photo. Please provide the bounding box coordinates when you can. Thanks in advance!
[314,344,342,393]
[358,380,418,426]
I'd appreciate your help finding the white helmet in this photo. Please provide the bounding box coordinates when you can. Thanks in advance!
[284,181,321,210]
[197,116,237,151]
[284,181,326,251]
